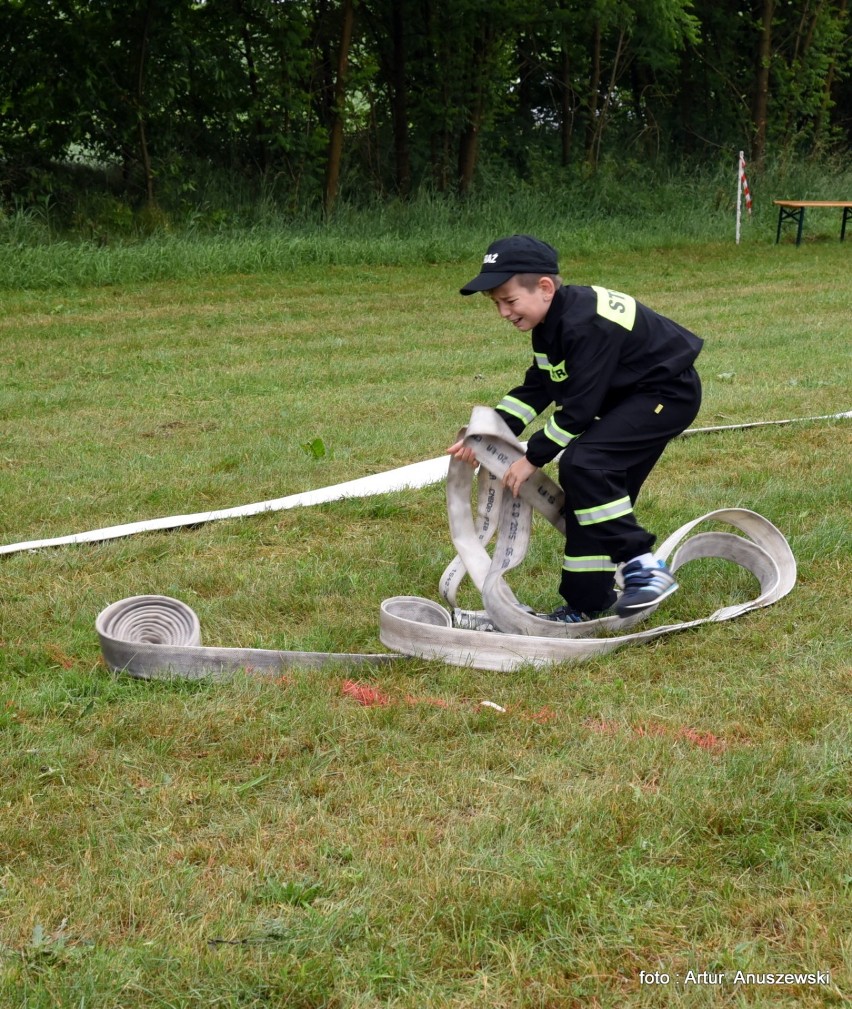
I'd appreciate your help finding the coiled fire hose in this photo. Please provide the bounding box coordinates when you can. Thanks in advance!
[4,407,842,677]
[379,408,797,670]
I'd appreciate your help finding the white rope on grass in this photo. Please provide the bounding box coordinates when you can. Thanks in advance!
[683,410,851,436]
[2,409,849,557]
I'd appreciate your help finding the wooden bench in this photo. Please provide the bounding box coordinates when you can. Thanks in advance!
[774,200,852,245]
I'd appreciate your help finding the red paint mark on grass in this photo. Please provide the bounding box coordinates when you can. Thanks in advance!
[676,727,726,751]
[341,680,391,707]
[584,718,620,736]
[45,644,75,669]
[341,681,452,709]
[584,717,726,752]
[634,722,669,739]
[526,706,558,724]
[404,694,451,709]
[336,691,726,751]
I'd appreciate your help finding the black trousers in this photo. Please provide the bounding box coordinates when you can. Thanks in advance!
[557,366,702,613]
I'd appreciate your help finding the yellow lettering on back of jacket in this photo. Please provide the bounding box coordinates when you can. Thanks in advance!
[592,286,637,331]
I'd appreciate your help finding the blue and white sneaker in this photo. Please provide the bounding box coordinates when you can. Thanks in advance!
[546,605,589,624]
[546,604,612,623]
[615,559,678,616]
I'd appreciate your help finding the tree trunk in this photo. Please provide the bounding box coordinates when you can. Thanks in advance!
[456,19,493,195]
[753,0,775,167]
[323,0,355,214]
[457,111,481,195]
[815,0,848,149]
[239,4,268,173]
[134,0,156,207]
[589,27,625,168]
[585,18,602,167]
[560,34,574,167]
[390,0,411,196]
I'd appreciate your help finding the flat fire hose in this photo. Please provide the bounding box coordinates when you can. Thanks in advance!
[87,407,798,677]
[4,406,818,677]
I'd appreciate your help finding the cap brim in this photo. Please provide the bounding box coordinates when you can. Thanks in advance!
[459,271,516,296]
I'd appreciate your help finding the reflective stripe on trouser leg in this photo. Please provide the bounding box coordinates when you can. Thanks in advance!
[574,495,633,526]
[557,472,653,614]
[558,513,621,614]
[562,555,617,574]
[559,465,657,564]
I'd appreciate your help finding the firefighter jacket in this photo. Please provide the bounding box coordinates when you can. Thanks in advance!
[495,284,703,468]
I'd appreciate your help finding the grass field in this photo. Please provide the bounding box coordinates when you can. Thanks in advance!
[0,228,850,1007]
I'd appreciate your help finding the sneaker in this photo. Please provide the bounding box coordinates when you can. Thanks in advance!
[615,559,678,615]
[546,604,588,624]
[546,604,612,623]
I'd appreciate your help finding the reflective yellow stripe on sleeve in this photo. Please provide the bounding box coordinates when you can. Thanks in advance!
[543,416,578,448]
[496,395,538,426]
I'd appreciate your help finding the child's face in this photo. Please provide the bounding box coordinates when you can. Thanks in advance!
[488,277,553,332]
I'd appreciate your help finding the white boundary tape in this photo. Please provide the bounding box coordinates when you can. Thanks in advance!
[0,455,451,556]
[1,410,849,558]
[682,410,850,436]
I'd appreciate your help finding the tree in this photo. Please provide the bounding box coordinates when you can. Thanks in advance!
[323,0,355,212]
[360,0,412,196]
[753,0,775,166]
[1,0,850,215]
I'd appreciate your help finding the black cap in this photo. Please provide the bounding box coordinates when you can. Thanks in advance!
[459,234,559,295]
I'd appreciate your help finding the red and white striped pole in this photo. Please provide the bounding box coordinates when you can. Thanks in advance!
[736,151,753,244]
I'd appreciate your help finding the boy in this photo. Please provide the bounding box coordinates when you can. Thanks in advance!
[448,234,703,621]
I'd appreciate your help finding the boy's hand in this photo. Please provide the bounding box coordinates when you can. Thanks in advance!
[447,439,479,466]
[502,456,538,497]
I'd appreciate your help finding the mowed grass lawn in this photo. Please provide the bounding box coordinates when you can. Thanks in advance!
[0,239,850,1008]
